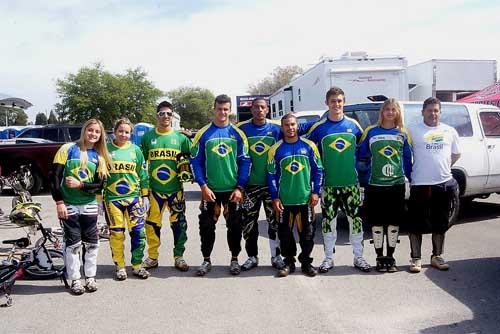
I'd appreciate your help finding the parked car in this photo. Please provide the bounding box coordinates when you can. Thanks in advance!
[342,101,500,222]
[16,125,83,143]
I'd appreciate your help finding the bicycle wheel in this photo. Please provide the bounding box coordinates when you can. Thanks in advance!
[25,249,65,279]
[34,232,63,251]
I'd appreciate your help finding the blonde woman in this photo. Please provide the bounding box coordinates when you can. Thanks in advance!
[358,98,413,272]
[50,119,111,295]
[103,118,150,280]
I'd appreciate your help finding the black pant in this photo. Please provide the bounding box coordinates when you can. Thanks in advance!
[278,205,315,266]
[198,191,243,258]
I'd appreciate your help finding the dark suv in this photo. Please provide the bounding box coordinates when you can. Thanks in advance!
[16,125,83,143]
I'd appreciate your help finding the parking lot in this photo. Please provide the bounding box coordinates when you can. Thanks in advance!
[1,184,499,334]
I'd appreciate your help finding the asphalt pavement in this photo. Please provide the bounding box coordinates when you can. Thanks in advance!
[0,184,499,334]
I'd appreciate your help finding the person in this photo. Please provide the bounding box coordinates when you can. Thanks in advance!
[190,94,251,276]
[358,98,413,272]
[49,119,111,295]
[236,98,284,271]
[268,113,323,277]
[407,97,461,273]
[306,87,371,273]
[141,101,192,271]
[103,118,150,280]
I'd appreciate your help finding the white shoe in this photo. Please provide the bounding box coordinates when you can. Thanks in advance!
[318,258,334,273]
[353,257,371,272]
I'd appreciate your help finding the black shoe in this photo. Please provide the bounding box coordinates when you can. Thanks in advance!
[301,265,317,277]
[277,262,295,277]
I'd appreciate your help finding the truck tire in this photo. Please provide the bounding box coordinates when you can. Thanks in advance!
[26,167,43,194]
[448,182,460,226]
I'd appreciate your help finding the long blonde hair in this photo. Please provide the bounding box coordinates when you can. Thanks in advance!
[377,98,404,130]
[77,118,111,178]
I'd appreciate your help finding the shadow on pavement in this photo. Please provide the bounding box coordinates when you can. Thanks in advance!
[420,257,500,334]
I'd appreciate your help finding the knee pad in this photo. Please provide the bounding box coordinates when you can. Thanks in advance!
[66,242,82,255]
[83,242,99,253]
[371,226,384,249]
[387,225,399,248]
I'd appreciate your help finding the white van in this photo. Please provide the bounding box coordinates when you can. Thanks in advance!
[343,101,500,221]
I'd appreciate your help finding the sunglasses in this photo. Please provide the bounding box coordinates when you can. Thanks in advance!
[157,111,173,117]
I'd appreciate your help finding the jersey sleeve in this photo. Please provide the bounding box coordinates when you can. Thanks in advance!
[190,129,207,187]
[135,145,149,196]
[450,127,461,155]
[267,143,280,200]
[402,130,413,182]
[308,141,323,195]
[140,132,149,161]
[49,144,72,202]
[235,128,251,188]
[181,133,192,155]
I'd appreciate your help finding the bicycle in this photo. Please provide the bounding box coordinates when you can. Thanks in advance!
[1,203,68,307]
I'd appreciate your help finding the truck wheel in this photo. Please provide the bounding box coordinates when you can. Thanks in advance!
[448,184,460,226]
[26,168,43,194]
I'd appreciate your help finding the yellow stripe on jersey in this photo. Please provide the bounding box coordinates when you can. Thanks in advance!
[53,143,74,164]
[360,124,378,142]
[300,137,321,159]
[267,139,283,164]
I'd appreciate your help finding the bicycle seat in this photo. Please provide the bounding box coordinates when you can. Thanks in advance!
[2,237,30,248]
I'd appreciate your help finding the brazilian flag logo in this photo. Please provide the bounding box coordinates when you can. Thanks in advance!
[152,164,177,185]
[378,145,397,159]
[212,143,232,158]
[285,160,304,175]
[107,178,135,196]
[329,138,351,153]
[70,167,92,182]
[250,141,270,156]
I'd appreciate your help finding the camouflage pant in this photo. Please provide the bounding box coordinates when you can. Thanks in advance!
[321,185,364,259]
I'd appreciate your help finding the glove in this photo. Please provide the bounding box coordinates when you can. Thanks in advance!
[142,196,150,212]
[97,200,104,216]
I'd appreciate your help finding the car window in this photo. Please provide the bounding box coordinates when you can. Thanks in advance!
[297,115,320,124]
[18,128,42,138]
[69,127,82,141]
[44,128,59,142]
[479,112,500,137]
[344,108,379,129]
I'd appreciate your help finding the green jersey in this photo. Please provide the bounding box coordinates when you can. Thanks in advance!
[104,142,149,201]
[141,128,191,194]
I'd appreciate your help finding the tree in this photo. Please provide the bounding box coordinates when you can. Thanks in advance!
[0,107,28,126]
[167,87,215,129]
[48,110,58,124]
[35,112,48,125]
[54,63,163,128]
[247,65,304,95]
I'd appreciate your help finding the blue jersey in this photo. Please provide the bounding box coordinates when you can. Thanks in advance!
[190,122,251,192]
[358,125,413,186]
[267,137,323,206]
[307,116,363,187]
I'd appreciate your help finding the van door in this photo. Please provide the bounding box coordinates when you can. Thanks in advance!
[479,110,500,189]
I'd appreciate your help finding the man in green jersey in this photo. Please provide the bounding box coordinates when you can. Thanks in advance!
[141,101,192,271]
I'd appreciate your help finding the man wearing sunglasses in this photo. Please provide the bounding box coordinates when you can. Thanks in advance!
[140,101,192,272]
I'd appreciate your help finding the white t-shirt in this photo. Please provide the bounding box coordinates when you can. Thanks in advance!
[409,122,461,185]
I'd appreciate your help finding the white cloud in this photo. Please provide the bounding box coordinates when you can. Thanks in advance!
[0,0,498,121]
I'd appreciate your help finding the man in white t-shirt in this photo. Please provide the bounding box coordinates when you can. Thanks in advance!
[407,97,461,273]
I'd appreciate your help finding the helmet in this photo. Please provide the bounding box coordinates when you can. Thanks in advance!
[176,152,193,183]
[9,202,41,227]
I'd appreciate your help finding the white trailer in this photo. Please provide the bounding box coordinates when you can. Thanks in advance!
[407,59,497,102]
[269,52,409,119]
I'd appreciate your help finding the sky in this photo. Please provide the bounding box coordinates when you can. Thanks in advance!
[1,0,499,121]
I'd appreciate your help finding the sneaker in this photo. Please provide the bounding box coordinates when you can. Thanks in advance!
[387,258,398,273]
[142,257,158,269]
[85,277,98,292]
[277,263,295,277]
[354,256,371,272]
[431,255,450,271]
[241,256,259,271]
[271,256,285,269]
[229,260,241,275]
[174,257,189,272]
[70,280,85,295]
[115,267,127,281]
[301,264,318,277]
[132,267,150,279]
[409,258,422,273]
[318,258,334,273]
[196,261,212,276]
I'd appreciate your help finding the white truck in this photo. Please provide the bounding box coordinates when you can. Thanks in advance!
[269,52,409,120]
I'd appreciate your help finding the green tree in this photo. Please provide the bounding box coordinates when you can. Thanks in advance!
[54,63,163,128]
[48,110,58,124]
[35,112,48,125]
[0,107,28,126]
[167,87,214,129]
[247,65,304,95]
